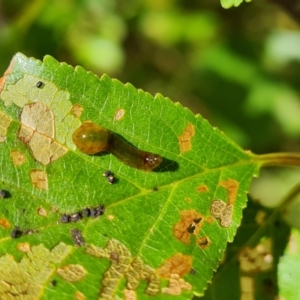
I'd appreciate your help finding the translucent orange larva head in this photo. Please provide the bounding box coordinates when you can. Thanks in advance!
[72,122,110,154]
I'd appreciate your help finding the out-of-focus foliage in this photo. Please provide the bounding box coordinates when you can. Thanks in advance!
[278,229,300,300]
[220,0,251,9]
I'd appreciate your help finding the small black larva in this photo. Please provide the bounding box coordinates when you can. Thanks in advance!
[107,175,114,184]
[11,227,23,239]
[81,208,91,217]
[102,170,112,177]
[36,81,43,88]
[69,212,82,222]
[70,228,85,247]
[103,170,115,184]
[60,214,71,223]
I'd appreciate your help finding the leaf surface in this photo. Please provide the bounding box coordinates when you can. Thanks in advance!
[0,53,259,299]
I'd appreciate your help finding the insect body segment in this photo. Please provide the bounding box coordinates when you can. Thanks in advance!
[72,122,162,171]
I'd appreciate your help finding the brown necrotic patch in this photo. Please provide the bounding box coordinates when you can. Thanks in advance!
[0,111,12,143]
[85,239,160,299]
[178,123,195,153]
[70,104,84,118]
[0,218,10,228]
[210,178,239,227]
[10,150,25,166]
[57,264,87,282]
[173,210,204,244]
[19,103,67,165]
[197,237,210,249]
[220,179,239,205]
[197,184,209,193]
[157,253,193,278]
[30,170,48,190]
[210,200,233,228]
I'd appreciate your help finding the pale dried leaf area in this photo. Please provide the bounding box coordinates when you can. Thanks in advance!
[114,108,125,121]
[178,123,195,153]
[210,179,239,227]
[0,111,12,143]
[19,102,67,165]
[86,239,192,299]
[10,150,25,166]
[86,239,160,299]
[57,264,87,282]
[30,169,48,190]
[0,74,81,153]
[0,243,71,299]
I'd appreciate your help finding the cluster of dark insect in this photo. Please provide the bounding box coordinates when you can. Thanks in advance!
[102,170,115,184]
[11,226,38,239]
[60,204,105,223]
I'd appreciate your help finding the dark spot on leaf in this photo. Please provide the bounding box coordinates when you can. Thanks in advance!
[197,237,210,249]
[173,210,204,244]
[187,224,196,234]
[189,268,196,275]
[193,217,202,224]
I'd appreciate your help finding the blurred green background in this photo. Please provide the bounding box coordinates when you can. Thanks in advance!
[1,0,300,206]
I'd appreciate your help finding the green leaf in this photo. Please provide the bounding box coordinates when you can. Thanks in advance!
[220,0,251,9]
[0,53,259,299]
